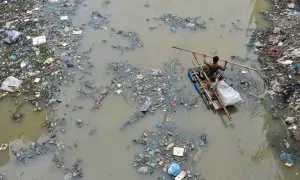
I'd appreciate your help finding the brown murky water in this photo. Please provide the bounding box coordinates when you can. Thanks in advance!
[0,96,48,165]
[1,0,300,179]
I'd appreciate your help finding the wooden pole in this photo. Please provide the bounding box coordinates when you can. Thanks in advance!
[172,46,258,71]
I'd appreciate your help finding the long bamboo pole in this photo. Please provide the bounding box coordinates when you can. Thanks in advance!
[171,46,258,71]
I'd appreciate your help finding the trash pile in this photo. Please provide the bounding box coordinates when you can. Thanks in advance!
[252,0,300,155]
[0,0,86,176]
[110,29,144,51]
[87,11,143,52]
[0,0,85,107]
[132,122,206,179]
[63,159,84,180]
[9,133,62,163]
[107,60,199,129]
[280,151,295,167]
[7,132,83,178]
[156,13,206,33]
[88,11,110,30]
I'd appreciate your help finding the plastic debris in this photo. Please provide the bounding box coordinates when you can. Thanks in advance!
[76,119,84,127]
[110,30,144,51]
[132,124,205,179]
[278,60,293,65]
[37,135,50,145]
[48,98,62,105]
[170,25,176,33]
[0,92,8,99]
[273,27,281,34]
[151,69,161,76]
[159,13,206,31]
[168,163,181,176]
[60,16,68,20]
[287,3,295,9]
[137,166,149,175]
[171,99,177,108]
[280,152,294,167]
[45,58,54,64]
[0,144,8,151]
[114,89,122,94]
[34,78,41,83]
[173,147,185,157]
[166,142,175,150]
[156,123,163,128]
[32,36,46,46]
[109,61,198,129]
[73,30,83,35]
[0,76,23,92]
[136,74,144,79]
[9,54,17,61]
[291,48,300,58]
[175,170,187,180]
[140,97,152,112]
[64,172,72,180]
[88,11,110,29]
[4,30,22,44]
[254,42,263,47]
[116,83,122,88]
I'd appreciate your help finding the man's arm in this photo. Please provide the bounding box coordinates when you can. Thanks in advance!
[219,60,228,71]
[203,55,210,67]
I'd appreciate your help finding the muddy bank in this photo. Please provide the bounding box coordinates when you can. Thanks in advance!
[252,0,300,163]
[0,0,89,167]
[0,0,87,108]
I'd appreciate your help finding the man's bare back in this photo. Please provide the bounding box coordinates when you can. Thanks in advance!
[203,55,227,80]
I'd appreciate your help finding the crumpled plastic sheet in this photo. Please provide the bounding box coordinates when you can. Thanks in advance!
[4,30,22,44]
[0,76,23,92]
[280,152,294,164]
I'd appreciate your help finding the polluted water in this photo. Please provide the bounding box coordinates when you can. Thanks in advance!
[1,0,300,179]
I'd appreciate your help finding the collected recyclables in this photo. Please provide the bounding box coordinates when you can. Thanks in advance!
[1,76,23,92]
[217,80,242,106]
[168,162,181,176]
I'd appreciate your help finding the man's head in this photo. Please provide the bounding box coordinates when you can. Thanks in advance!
[213,56,219,64]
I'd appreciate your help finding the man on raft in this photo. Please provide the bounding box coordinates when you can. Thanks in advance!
[202,54,228,82]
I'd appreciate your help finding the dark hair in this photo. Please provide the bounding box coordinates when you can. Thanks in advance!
[213,56,219,63]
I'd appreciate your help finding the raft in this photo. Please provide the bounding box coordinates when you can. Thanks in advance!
[188,67,222,110]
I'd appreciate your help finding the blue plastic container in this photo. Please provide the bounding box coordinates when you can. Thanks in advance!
[188,71,196,82]
[194,83,201,93]
[168,162,181,176]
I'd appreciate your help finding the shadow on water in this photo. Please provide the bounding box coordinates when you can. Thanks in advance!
[0,96,48,165]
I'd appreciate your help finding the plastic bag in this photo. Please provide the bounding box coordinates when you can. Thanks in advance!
[280,152,294,164]
[217,80,242,106]
[168,162,181,176]
[4,30,22,44]
[1,76,23,92]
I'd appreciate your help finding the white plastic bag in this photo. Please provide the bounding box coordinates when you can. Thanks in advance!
[217,80,242,106]
[4,30,22,44]
[1,76,23,92]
